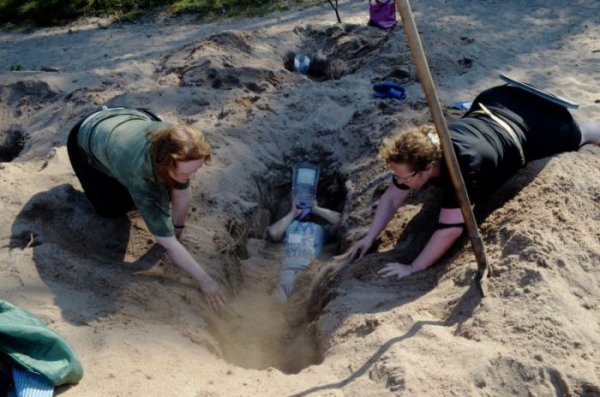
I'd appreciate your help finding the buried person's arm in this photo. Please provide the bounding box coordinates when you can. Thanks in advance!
[155,235,226,312]
[378,207,465,280]
[265,202,302,242]
[311,204,341,226]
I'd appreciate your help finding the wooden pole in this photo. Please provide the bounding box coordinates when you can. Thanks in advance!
[394,0,491,295]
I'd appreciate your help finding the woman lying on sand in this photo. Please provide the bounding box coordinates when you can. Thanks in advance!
[344,84,600,279]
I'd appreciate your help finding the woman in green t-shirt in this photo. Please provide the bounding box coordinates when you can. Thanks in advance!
[67,108,225,312]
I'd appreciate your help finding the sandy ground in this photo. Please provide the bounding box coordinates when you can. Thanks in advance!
[1,0,600,395]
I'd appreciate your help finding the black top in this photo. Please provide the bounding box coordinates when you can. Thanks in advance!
[438,85,581,208]
[391,85,582,209]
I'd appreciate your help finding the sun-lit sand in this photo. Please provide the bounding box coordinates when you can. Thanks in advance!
[1,0,599,395]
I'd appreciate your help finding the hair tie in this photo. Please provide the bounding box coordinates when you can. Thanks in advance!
[427,131,440,147]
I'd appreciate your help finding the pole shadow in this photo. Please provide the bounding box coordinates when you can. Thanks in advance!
[290,281,482,396]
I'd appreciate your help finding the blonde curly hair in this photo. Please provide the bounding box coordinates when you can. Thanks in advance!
[378,124,442,171]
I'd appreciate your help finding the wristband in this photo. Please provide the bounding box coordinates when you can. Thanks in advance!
[173,224,185,229]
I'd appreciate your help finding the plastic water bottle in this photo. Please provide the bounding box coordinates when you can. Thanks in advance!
[293,54,311,74]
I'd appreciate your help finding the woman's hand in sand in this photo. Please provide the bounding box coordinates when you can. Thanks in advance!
[346,236,374,262]
[198,275,226,313]
[378,262,415,280]
[155,235,226,312]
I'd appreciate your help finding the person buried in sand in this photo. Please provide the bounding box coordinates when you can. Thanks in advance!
[265,164,341,300]
[343,84,600,280]
[66,106,225,311]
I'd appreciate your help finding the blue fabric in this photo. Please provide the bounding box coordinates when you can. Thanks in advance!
[12,367,53,397]
[279,221,327,297]
[282,221,326,271]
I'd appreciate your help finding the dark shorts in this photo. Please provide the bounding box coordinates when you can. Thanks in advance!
[67,108,164,218]
[468,85,582,160]
[66,114,135,218]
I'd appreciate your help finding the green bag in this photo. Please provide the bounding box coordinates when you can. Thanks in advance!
[0,300,84,386]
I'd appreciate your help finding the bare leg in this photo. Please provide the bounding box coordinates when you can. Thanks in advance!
[578,121,600,145]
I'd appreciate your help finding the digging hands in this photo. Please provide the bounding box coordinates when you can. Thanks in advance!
[331,236,373,267]
[346,236,374,262]
[337,240,417,281]
[378,262,415,281]
[198,275,226,313]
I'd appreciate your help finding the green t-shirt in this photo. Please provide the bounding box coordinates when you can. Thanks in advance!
[77,108,186,237]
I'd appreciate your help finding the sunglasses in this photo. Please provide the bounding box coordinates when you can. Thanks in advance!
[394,170,418,183]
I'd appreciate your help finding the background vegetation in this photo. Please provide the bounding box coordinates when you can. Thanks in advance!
[0,0,315,27]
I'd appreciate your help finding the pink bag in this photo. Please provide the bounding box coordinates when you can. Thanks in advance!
[368,0,397,29]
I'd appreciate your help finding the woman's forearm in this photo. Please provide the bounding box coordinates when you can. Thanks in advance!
[411,227,463,271]
[365,187,408,241]
[155,235,225,311]
[156,236,212,284]
[170,187,192,227]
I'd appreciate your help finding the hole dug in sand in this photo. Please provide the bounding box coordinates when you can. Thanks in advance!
[0,127,26,162]
[282,24,397,81]
[207,165,346,374]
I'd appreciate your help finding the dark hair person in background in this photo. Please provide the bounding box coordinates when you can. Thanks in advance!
[67,107,225,311]
[343,85,600,280]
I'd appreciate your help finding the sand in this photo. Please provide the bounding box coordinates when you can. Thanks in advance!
[1,0,599,395]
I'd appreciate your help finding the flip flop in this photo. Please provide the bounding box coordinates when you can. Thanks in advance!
[373,86,406,100]
[372,80,404,93]
[387,87,406,100]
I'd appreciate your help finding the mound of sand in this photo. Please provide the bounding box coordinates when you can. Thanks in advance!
[1,0,599,395]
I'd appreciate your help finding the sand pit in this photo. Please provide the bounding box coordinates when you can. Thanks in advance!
[1,0,600,395]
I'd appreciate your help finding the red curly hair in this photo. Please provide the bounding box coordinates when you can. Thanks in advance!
[148,125,211,188]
